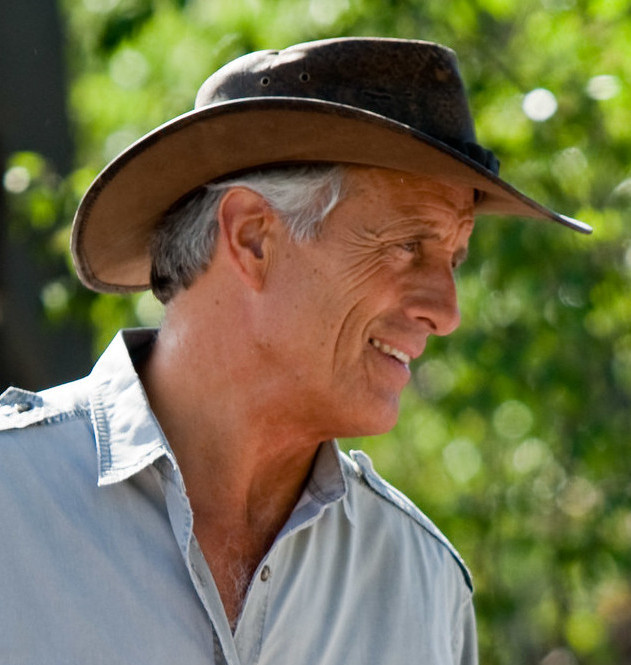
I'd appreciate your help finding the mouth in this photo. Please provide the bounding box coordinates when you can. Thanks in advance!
[369,338,411,366]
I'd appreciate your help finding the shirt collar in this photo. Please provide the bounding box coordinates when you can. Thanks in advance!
[89,328,173,486]
[89,329,354,523]
[289,440,355,527]
[305,440,347,503]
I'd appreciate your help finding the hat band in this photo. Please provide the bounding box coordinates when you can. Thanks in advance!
[442,138,500,175]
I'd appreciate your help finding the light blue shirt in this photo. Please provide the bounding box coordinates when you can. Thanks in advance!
[0,329,477,664]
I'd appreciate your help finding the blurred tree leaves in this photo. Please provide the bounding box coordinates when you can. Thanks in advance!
[3,0,630,663]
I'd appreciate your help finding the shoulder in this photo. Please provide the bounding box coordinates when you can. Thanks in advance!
[0,380,90,433]
[341,448,473,591]
[0,380,97,492]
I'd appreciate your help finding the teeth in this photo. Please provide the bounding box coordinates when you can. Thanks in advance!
[370,338,411,365]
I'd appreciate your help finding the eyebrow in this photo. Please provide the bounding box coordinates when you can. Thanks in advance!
[376,218,443,238]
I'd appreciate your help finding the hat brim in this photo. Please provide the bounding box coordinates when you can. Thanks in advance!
[71,97,592,293]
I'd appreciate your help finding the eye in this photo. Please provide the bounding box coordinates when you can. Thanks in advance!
[392,239,424,263]
[398,240,422,255]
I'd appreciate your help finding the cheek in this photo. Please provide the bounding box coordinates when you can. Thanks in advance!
[291,246,404,346]
[321,263,403,345]
[335,248,402,295]
[324,261,388,328]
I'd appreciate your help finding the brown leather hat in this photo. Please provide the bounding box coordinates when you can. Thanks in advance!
[71,37,591,293]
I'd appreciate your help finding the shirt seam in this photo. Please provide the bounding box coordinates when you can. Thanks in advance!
[348,471,473,593]
[451,590,469,656]
[0,407,90,431]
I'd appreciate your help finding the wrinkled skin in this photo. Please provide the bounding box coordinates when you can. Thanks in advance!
[253,166,475,438]
[138,166,477,624]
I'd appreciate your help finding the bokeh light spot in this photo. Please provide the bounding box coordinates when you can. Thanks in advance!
[443,438,481,484]
[3,166,31,194]
[493,400,534,440]
[523,88,558,121]
[586,75,621,100]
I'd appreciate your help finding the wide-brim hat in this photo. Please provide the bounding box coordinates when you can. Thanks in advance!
[71,37,592,293]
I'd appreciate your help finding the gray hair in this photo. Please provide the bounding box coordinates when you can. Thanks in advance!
[150,164,346,304]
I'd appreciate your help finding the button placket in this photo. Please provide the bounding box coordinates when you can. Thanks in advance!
[234,551,276,664]
[161,465,240,665]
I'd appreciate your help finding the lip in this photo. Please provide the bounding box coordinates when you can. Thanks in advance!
[368,336,425,366]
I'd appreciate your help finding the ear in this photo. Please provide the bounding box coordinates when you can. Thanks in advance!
[217,187,276,291]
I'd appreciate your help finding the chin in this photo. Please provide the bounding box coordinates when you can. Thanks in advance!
[335,400,401,438]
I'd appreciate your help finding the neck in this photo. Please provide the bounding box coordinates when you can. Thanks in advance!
[139,300,327,628]
[138,299,323,527]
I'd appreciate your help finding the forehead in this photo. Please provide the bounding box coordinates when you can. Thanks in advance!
[339,166,475,237]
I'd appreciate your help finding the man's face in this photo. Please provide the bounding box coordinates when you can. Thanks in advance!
[257,166,475,439]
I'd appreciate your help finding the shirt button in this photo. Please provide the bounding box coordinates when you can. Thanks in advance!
[260,565,271,582]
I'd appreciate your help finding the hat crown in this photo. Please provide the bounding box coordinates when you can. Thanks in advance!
[195,38,478,148]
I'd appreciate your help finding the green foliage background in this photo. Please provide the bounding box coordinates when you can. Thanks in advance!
[4,1,631,663]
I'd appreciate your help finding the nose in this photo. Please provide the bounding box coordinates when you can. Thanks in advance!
[404,263,461,337]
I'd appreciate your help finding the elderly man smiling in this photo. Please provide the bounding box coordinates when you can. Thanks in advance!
[0,38,590,664]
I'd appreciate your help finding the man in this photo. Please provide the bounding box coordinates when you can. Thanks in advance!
[0,38,590,664]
